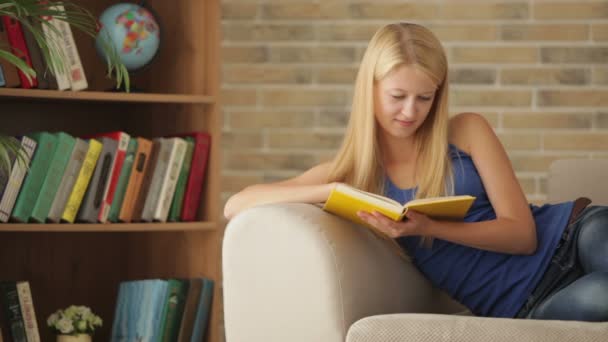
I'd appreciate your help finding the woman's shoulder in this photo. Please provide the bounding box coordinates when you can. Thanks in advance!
[448,112,494,156]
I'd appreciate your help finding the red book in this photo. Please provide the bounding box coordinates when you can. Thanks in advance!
[1,16,37,88]
[83,131,130,223]
[174,132,211,221]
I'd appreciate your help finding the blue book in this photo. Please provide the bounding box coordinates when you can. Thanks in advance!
[190,278,214,342]
[0,65,6,87]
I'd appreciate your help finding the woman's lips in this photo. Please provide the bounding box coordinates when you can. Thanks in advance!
[395,119,415,127]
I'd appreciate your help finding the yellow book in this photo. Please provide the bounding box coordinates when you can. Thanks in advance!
[323,183,476,228]
[61,139,102,223]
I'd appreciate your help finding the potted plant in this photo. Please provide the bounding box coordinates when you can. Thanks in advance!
[0,0,129,172]
[47,305,103,342]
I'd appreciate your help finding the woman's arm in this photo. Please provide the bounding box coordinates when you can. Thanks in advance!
[223,162,334,220]
[359,113,537,255]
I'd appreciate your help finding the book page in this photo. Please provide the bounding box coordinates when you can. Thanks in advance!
[336,184,402,210]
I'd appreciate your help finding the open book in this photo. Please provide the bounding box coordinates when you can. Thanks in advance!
[322,183,476,227]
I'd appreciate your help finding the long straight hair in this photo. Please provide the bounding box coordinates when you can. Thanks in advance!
[327,23,453,251]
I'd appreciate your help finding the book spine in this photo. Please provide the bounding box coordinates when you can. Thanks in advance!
[22,18,49,89]
[0,137,36,222]
[0,282,27,342]
[16,282,40,342]
[118,138,152,222]
[47,139,88,222]
[155,139,187,222]
[181,133,211,221]
[62,139,102,223]
[76,138,117,223]
[0,19,21,88]
[132,141,160,221]
[40,8,70,90]
[190,279,214,342]
[0,66,5,87]
[54,5,87,91]
[141,139,170,222]
[1,16,37,88]
[11,132,57,223]
[108,138,137,222]
[168,139,194,221]
[30,132,75,222]
[98,133,129,223]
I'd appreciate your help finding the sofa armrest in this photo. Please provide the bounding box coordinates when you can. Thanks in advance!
[222,203,465,342]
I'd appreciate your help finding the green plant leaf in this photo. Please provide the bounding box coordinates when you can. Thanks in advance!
[0,0,130,90]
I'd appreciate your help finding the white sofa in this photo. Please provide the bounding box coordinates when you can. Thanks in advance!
[222,160,608,341]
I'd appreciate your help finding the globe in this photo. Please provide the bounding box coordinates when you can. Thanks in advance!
[95,3,161,72]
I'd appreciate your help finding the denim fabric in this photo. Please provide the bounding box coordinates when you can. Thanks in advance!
[516,206,608,321]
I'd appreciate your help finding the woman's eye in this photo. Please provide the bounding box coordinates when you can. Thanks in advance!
[391,95,405,100]
[418,96,432,101]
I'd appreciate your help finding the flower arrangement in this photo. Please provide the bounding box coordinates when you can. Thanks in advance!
[47,306,102,335]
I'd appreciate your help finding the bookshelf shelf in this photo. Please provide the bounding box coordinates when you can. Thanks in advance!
[0,88,215,104]
[0,221,217,232]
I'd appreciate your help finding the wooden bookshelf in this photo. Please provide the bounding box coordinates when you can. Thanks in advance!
[0,0,223,342]
[0,88,216,104]
[0,221,217,232]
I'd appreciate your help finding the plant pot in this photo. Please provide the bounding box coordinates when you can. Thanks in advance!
[56,334,92,342]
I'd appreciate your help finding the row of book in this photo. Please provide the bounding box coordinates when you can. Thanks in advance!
[0,8,87,91]
[0,278,214,342]
[111,278,214,342]
[0,131,211,224]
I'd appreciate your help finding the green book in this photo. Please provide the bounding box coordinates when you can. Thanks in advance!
[30,132,76,222]
[107,138,138,222]
[11,132,58,222]
[168,138,194,221]
[160,279,189,342]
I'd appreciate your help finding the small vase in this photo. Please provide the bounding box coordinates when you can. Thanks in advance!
[56,334,92,342]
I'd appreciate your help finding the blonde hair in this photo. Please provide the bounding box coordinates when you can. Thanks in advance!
[327,22,453,252]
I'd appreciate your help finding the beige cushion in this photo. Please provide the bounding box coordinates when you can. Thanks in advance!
[347,314,608,342]
[547,159,608,205]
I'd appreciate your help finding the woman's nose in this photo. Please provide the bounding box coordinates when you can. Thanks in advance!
[400,99,417,117]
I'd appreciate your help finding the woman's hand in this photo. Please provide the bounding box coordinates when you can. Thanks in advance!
[357,209,434,238]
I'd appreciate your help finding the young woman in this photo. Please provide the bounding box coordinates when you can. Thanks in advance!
[224,22,608,322]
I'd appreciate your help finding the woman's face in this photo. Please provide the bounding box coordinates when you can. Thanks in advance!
[374,64,438,140]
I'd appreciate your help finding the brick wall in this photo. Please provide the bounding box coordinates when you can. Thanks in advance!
[220,0,608,204]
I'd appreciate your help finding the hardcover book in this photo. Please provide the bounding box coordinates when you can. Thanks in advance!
[118,137,153,222]
[323,183,476,228]
[0,19,20,88]
[107,138,138,222]
[76,137,117,223]
[174,132,211,221]
[1,16,36,88]
[47,138,89,223]
[30,132,76,222]
[61,139,102,223]
[141,138,187,222]
[11,132,57,223]
[81,131,130,223]
[0,136,36,222]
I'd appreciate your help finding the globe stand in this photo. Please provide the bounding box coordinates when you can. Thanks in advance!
[107,80,145,93]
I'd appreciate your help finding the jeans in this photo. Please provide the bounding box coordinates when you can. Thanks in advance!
[516,206,608,321]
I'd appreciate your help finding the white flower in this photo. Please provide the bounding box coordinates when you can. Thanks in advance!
[47,312,60,327]
[57,317,74,334]
[75,306,91,317]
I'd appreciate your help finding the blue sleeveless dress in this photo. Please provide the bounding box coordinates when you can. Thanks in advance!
[384,144,574,318]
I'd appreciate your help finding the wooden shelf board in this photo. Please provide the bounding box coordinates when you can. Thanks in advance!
[0,221,217,232]
[0,88,214,104]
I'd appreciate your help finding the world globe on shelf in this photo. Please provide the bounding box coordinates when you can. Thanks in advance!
[95,3,161,75]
